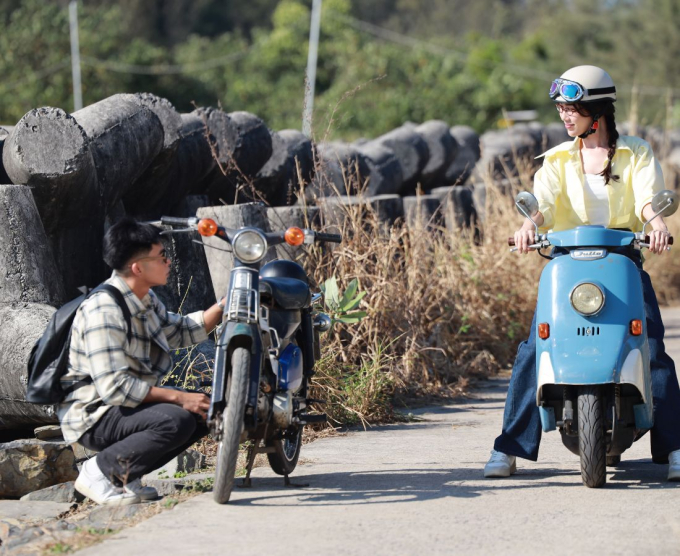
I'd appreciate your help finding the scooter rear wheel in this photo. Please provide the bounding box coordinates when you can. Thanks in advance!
[578,385,607,488]
[213,347,250,504]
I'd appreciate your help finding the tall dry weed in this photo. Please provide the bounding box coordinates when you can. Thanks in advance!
[301,144,680,425]
[302,171,545,422]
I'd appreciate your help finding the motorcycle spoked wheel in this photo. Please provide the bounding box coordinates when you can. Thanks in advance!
[213,347,250,504]
[267,425,304,476]
[578,385,607,488]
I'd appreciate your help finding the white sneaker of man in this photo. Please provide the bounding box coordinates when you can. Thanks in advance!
[484,449,517,478]
[74,457,140,506]
[124,478,158,500]
[669,449,680,481]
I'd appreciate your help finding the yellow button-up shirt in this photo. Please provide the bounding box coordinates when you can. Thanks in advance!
[534,135,664,233]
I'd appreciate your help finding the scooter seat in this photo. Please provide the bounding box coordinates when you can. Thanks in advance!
[259,277,311,310]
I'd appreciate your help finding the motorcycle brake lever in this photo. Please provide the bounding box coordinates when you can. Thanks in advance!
[159,227,195,235]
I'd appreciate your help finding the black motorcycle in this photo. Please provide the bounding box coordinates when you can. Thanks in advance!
[159,215,340,504]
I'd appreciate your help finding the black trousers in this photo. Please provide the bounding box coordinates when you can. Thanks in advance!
[79,403,208,485]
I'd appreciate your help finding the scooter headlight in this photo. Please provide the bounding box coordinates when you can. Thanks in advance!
[232,230,267,263]
[570,283,605,316]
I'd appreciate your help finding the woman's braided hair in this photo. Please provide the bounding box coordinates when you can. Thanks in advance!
[574,100,620,185]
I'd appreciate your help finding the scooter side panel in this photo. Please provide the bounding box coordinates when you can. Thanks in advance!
[535,252,646,386]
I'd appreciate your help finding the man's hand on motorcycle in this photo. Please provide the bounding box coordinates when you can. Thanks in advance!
[178,392,211,420]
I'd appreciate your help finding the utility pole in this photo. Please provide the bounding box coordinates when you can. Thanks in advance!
[69,0,83,112]
[302,0,322,137]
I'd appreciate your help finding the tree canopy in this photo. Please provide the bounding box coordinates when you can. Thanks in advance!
[0,0,678,137]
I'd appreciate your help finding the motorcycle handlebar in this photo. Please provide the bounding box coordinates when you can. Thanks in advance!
[160,216,196,227]
[315,232,343,243]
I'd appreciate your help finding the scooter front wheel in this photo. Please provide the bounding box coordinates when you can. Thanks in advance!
[578,385,606,488]
[213,347,250,504]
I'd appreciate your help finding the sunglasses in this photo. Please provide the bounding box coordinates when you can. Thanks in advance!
[129,249,170,267]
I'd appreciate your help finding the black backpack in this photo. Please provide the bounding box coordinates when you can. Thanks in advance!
[26,284,132,405]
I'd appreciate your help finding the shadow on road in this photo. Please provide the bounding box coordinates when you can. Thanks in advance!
[226,461,676,507]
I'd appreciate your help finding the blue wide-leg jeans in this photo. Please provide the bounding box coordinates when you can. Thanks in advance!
[493,266,680,463]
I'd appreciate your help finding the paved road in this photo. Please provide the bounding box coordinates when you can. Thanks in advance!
[79,309,680,556]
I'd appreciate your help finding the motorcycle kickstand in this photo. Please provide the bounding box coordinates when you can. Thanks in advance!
[240,443,257,488]
[284,474,309,488]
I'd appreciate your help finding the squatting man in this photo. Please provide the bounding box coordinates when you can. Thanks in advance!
[58,217,225,506]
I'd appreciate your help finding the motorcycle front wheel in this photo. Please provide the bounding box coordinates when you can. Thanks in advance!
[267,426,303,476]
[578,385,606,488]
[213,347,250,504]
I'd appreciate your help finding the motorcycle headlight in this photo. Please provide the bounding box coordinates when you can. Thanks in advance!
[232,230,267,263]
[570,283,605,316]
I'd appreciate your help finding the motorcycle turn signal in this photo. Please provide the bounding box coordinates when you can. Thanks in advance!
[285,227,305,246]
[197,218,218,236]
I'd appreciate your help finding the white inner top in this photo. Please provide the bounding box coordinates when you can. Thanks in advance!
[583,173,609,226]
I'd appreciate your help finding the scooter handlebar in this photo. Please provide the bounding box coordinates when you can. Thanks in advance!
[509,235,673,247]
[645,235,674,245]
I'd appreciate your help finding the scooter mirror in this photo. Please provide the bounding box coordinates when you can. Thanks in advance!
[515,192,539,219]
[651,190,679,218]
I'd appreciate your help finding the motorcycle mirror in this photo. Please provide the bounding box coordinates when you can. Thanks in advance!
[651,190,679,218]
[515,192,539,218]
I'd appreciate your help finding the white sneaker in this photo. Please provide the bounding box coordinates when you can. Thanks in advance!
[124,478,158,500]
[484,449,517,478]
[74,457,140,506]
[669,450,680,482]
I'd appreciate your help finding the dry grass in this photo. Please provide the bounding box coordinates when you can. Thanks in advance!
[300,144,680,427]
[300,164,545,426]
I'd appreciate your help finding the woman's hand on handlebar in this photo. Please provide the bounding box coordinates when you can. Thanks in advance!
[514,221,536,254]
[648,223,672,255]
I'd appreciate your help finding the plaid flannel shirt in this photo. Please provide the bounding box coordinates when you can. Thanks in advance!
[58,273,208,443]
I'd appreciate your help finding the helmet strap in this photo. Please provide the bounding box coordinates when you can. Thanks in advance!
[579,113,601,139]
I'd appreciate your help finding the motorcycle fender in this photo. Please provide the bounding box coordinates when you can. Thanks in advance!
[209,322,262,428]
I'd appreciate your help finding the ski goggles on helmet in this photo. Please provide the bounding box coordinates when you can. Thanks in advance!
[549,78,585,102]
[549,78,616,102]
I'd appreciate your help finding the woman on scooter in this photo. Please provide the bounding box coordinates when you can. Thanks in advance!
[485,65,680,481]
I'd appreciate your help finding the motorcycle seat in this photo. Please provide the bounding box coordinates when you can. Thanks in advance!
[259,277,311,310]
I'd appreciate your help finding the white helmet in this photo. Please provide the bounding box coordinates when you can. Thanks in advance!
[550,65,616,103]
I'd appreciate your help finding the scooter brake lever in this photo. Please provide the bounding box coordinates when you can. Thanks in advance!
[509,241,547,253]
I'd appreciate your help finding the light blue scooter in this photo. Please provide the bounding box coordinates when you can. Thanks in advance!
[512,190,678,487]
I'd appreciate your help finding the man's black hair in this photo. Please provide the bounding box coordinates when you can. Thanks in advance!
[103,217,163,271]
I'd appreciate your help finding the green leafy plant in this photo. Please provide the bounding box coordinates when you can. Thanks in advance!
[319,277,367,329]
